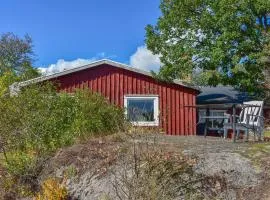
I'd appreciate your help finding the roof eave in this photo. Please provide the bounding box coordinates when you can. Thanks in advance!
[14,59,200,92]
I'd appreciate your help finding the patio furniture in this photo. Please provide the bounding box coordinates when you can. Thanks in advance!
[223,101,264,141]
[199,115,230,137]
[187,104,234,138]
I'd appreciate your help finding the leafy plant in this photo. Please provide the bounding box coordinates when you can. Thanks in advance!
[0,71,19,96]
[64,165,77,179]
[71,89,126,139]
[0,83,126,197]
[35,178,68,200]
[3,151,36,175]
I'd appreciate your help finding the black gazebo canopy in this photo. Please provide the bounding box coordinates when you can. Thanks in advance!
[197,86,254,105]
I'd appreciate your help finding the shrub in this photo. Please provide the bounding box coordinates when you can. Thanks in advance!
[0,83,126,194]
[71,90,126,138]
[35,178,68,200]
[0,71,19,96]
[3,151,36,176]
[0,83,77,155]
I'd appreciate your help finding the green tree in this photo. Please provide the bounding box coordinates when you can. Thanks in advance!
[0,33,34,75]
[0,33,40,96]
[146,0,270,92]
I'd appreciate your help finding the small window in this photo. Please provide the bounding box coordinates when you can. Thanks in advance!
[124,95,159,126]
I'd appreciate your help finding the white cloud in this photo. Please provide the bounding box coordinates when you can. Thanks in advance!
[38,58,96,75]
[39,47,161,76]
[38,52,116,75]
[129,45,161,72]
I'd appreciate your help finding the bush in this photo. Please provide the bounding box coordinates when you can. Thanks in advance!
[0,72,19,97]
[3,151,36,175]
[35,178,68,200]
[0,83,126,182]
[71,90,126,138]
[0,83,77,156]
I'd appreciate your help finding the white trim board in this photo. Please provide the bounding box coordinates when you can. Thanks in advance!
[124,95,159,126]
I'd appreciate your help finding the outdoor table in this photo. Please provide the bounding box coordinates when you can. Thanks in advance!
[185,103,238,142]
[199,115,230,137]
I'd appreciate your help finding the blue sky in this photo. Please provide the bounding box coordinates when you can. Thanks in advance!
[0,0,161,72]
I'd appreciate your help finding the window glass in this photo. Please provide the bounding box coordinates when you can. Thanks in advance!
[127,99,154,122]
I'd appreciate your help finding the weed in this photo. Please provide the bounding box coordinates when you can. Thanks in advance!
[64,165,77,179]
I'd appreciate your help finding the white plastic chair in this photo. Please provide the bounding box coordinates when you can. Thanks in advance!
[224,101,264,140]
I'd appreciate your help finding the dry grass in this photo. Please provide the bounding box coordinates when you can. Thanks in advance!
[111,134,228,200]
[2,129,270,199]
[37,131,234,199]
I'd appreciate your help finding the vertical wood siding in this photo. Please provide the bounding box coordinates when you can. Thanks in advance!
[54,64,198,135]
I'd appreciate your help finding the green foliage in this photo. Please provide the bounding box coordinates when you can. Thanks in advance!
[71,90,126,138]
[0,71,19,96]
[3,151,36,175]
[64,165,77,179]
[35,178,68,200]
[0,32,37,76]
[0,83,74,155]
[146,0,270,92]
[0,84,126,177]
[0,33,40,97]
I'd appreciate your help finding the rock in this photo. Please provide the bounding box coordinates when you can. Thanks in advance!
[194,152,260,187]
[65,171,115,200]
[194,152,260,200]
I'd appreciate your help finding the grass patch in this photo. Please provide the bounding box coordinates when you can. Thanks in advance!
[242,130,270,163]
[248,143,270,156]
[264,130,270,137]
[241,142,270,168]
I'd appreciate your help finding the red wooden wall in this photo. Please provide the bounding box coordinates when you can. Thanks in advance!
[51,64,198,135]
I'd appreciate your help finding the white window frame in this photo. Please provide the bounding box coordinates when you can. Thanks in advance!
[199,109,227,130]
[124,95,159,126]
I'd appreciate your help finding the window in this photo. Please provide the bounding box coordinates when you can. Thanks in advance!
[124,95,159,126]
[199,109,226,130]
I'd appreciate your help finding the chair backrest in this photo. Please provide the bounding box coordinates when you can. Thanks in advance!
[239,101,264,126]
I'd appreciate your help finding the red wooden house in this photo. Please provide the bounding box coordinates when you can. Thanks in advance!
[13,59,199,135]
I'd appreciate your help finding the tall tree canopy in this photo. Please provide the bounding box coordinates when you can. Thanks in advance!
[0,33,39,96]
[0,32,38,77]
[146,0,270,92]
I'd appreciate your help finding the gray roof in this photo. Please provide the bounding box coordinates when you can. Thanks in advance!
[12,59,199,91]
[197,86,254,105]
